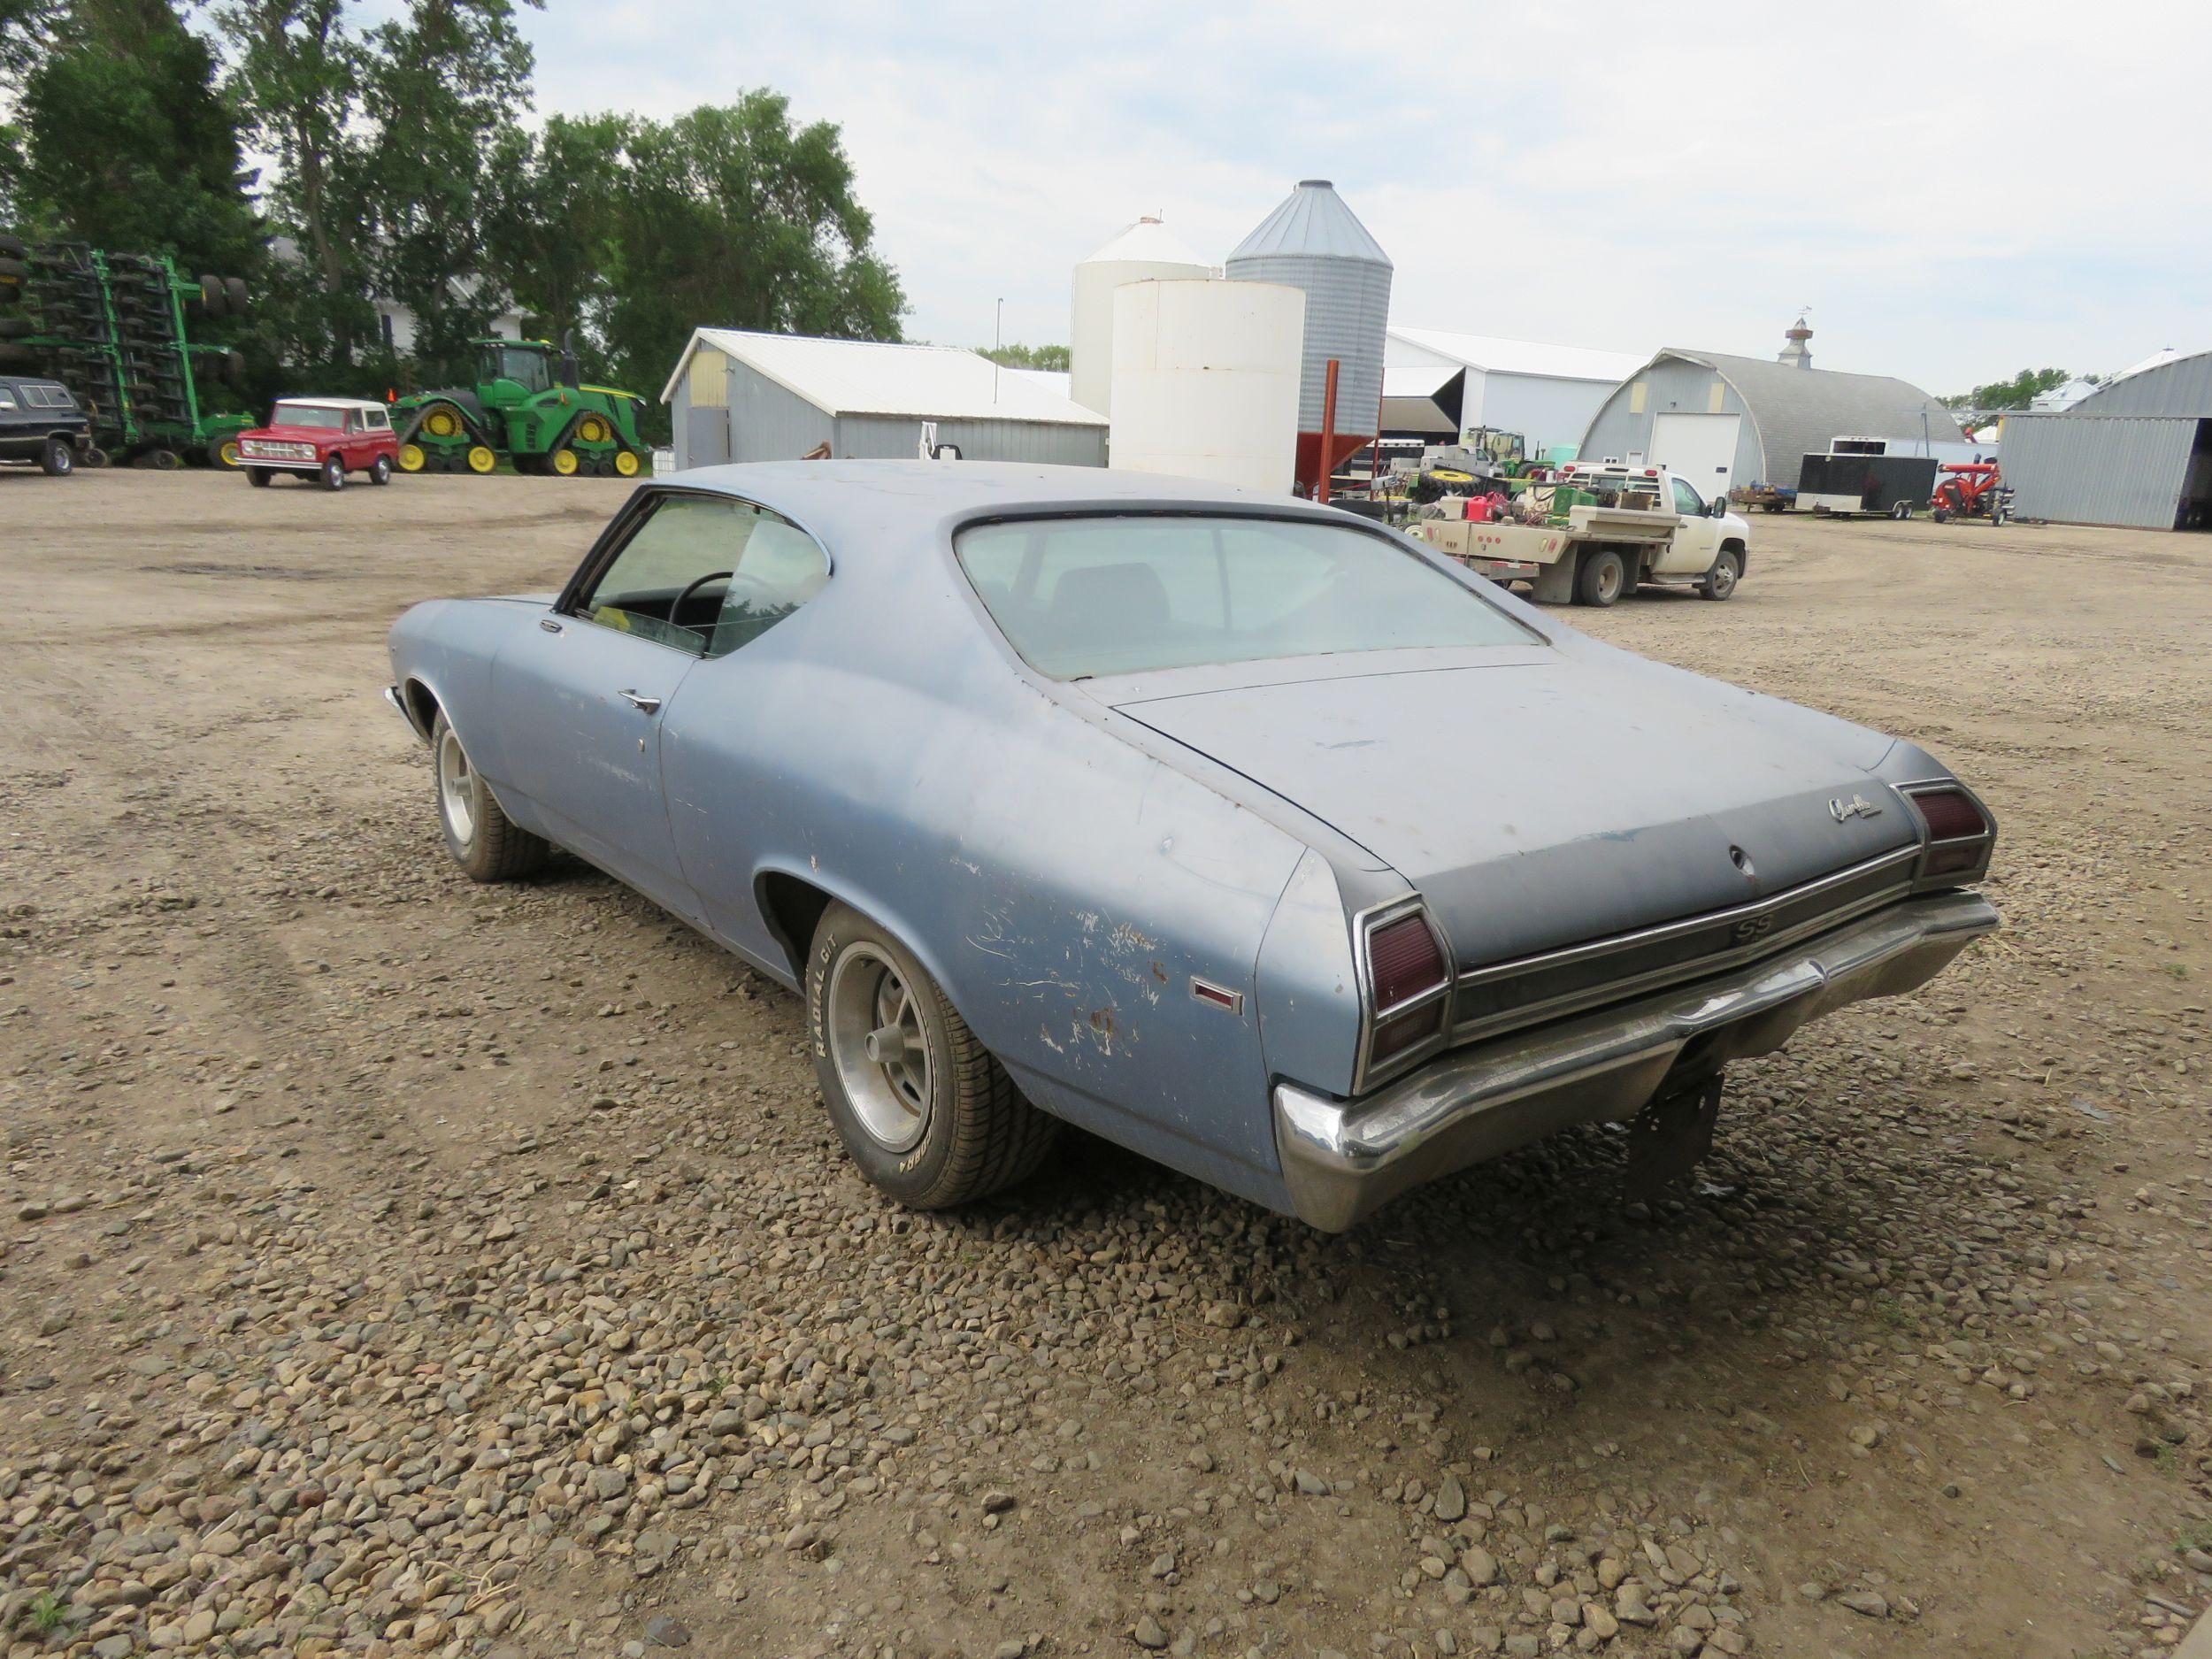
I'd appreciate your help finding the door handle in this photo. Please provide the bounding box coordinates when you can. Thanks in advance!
[539,617,563,634]
[617,689,662,713]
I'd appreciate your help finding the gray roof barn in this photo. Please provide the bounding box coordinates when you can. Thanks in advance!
[2000,347,2212,529]
[1579,344,1963,495]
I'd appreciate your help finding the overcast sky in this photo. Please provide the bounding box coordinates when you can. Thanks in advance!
[520,0,2206,395]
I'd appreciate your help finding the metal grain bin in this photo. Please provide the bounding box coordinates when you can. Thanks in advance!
[1225,180,1393,490]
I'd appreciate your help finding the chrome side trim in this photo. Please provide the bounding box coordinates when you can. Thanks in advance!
[383,684,431,744]
[1274,888,1998,1232]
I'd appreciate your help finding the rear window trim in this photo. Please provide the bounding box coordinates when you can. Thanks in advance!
[948,506,1547,681]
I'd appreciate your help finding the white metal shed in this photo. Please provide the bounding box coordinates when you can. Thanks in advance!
[664,329,1108,472]
[1384,327,1647,457]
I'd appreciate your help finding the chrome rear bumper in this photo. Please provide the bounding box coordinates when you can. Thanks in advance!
[1273,888,1998,1232]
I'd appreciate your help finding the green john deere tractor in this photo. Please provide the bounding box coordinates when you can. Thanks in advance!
[392,338,648,477]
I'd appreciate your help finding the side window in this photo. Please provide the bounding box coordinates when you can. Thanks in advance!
[575,495,826,658]
[0,386,17,412]
[1671,477,1705,516]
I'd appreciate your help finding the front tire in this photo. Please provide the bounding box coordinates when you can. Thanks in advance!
[246,466,272,488]
[430,710,549,882]
[808,902,1056,1210]
[320,454,346,490]
[1699,548,1742,601]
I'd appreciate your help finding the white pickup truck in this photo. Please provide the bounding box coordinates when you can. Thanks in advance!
[1409,462,1750,607]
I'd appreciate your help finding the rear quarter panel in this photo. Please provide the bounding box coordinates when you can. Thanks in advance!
[660,549,1316,1210]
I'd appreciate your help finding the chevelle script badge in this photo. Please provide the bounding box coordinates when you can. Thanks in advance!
[1830,794,1883,823]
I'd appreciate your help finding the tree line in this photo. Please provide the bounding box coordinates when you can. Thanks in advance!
[0,0,905,438]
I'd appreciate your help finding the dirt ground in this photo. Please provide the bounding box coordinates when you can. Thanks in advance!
[2,468,2208,1659]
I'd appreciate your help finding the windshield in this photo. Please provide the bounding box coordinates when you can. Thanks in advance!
[481,346,550,394]
[956,514,1537,680]
[273,403,347,429]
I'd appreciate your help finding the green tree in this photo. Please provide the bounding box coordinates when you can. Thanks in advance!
[1947,367,2074,411]
[359,0,540,383]
[9,0,261,272]
[594,96,905,419]
[480,110,625,364]
[979,342,1069,372]
[212,0,376,365]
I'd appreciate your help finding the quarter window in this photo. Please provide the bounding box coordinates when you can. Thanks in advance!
[0,388,17,412]
[576,494,827,659]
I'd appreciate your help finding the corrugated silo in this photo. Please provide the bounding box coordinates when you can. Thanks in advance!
[1069,217,1213,417]
[1108,278,1304,495]
[1224,180,1393,490]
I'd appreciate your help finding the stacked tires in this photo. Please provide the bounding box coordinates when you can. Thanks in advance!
[0,233,250,467]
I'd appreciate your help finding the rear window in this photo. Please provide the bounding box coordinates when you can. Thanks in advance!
[956,514,1535,680]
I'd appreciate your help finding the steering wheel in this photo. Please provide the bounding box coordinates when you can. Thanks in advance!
[669,569,733,641]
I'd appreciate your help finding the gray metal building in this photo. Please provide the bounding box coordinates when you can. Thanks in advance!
[1579,340,1962,498]
[662,329,1108,472]
[2000,349,2212,529]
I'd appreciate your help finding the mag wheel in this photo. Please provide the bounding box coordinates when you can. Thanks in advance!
[808,902,1057,1210]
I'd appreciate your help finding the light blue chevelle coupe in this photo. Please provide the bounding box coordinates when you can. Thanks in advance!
[386,462,1997,1230]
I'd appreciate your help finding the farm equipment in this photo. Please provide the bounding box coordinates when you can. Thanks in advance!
[390,339,648,477]
[0,234,253,466]
[1932,463,2011,525]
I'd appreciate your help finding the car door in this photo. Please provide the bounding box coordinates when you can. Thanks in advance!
[0,381,23,457]
[1663,474,1723,574]
[490,491,761,918]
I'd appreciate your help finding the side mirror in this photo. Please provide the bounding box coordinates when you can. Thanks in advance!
[1710,495,1730,518]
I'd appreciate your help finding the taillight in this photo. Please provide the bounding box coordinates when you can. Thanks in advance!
[1362,909,1450,1083]
[1906,785,1993,881]
[1369,914,1446,1010]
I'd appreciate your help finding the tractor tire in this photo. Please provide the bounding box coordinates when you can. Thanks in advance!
[197,274,226,316]
[0,234,25,258]
[208,437,242,469]
[220,349,245,386]
[612,448,641,479]
[465,444,497,475]
[0,317,31,339]
[223,276,249,315]
[82,448,108,469]
[0,256,27,280]
[396,442,427,474]
[549,447,579,477]
[0,342,37,369]
[149,449,183,471]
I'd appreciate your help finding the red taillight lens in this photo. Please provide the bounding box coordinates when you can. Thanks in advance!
[1371,1002,1444,1061]
[1369,915,1446,1010]
[1913,788,1987,841]
[1911,787,1992,879]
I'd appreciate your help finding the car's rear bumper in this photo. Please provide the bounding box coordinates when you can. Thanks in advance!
[1272,888,1998,1232]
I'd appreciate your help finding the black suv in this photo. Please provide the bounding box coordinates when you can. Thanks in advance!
[0,375,90,475]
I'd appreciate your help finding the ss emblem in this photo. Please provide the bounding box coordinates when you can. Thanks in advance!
[1732,913,1775,943]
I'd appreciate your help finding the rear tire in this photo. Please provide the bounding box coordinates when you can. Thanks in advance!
[430,710,549,882]
[1574,547,1625,607]
[38,437,73,476]
[1699,548,1742,601]
[808,901,1057,1210]
[370,454,392,485]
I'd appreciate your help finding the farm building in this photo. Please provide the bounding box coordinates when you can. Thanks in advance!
[662,329,1108,472]
[1578,323,1963,497]
[1382,328,1647,457]
[1999,348,2212,530]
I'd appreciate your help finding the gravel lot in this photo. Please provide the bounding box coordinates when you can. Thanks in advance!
[3,469,2208,1659]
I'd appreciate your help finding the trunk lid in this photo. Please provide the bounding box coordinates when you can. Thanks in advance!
[1110,656,1918,969]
